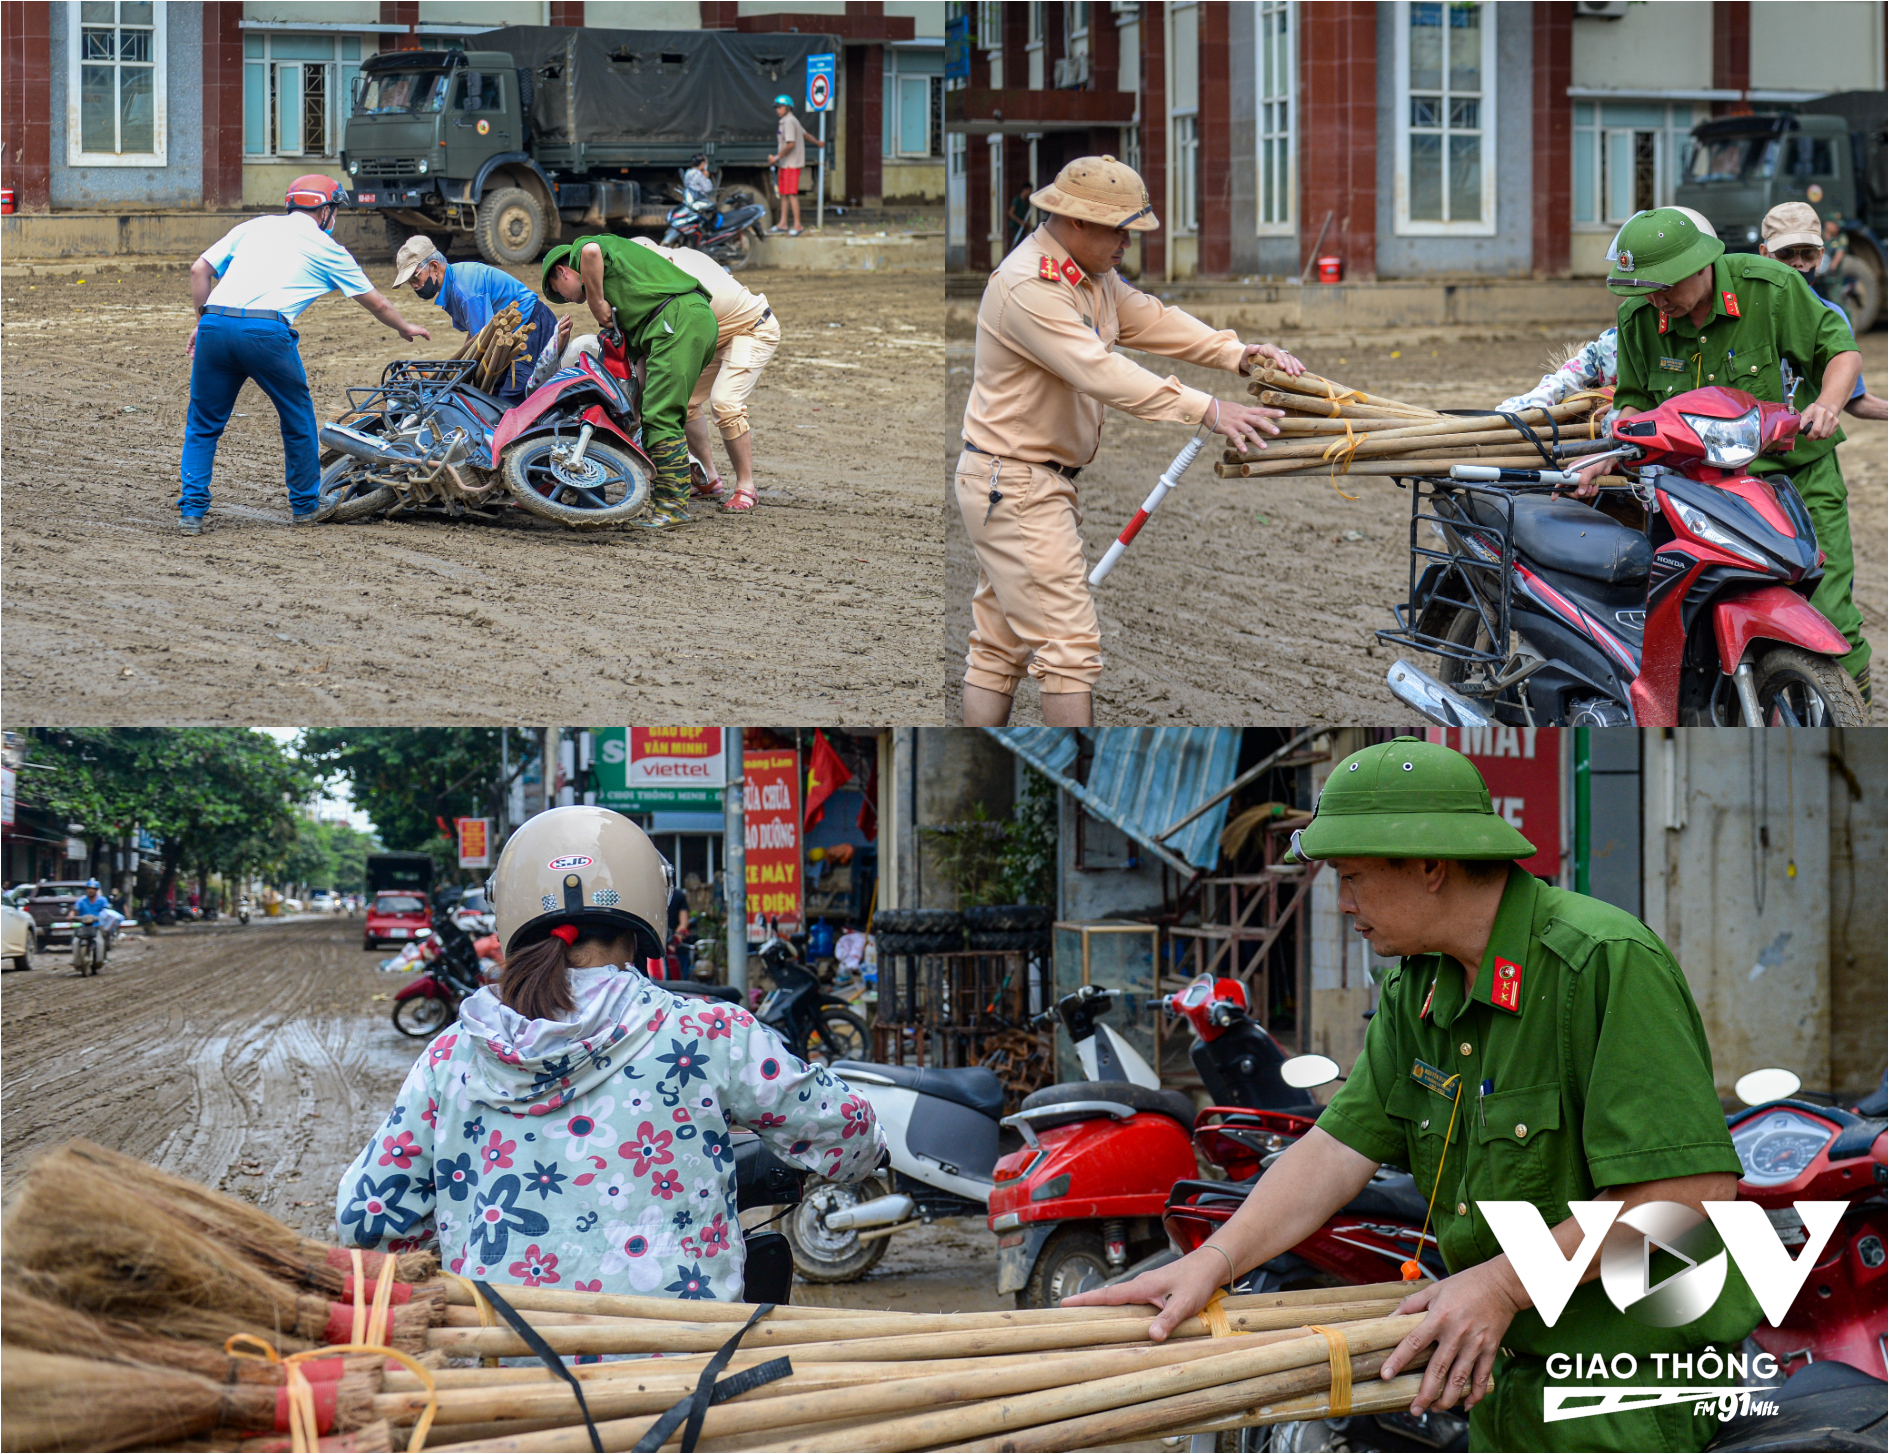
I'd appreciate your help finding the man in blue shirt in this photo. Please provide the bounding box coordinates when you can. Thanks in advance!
[72,880,112,922]
[1760,202,1887,421]
[391,233,561,404]
[182,175,431,535]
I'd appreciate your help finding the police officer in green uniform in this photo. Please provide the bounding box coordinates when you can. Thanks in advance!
[1067,737,1760,1452]
[1568,208,1868,697]
[542,235,718,530]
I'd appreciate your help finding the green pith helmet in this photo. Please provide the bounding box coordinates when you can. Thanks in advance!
[1607,208,1725,296]
[541,243,577,306]
[1285,736,1536,863]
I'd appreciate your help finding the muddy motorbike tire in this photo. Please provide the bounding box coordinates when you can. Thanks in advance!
[1737,644,1868,727]
[503,437,651,529]
[315,456,397,524]
[709,230,753,273]
[393,994,455,1039]
[782,1176,892,1283]
[1018,1225,1113,1310]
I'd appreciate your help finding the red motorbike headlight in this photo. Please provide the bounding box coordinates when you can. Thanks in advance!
[1679,406,1762,468]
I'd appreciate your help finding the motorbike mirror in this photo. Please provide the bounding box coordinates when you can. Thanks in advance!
[1734,1067,1802,1107]
[1280,1054,1341,1090]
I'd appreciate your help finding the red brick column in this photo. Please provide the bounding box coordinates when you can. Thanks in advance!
[1088,8,1121,158]
[1140,1,1166,281]
[844,43,883,206]
[966,127,992,273]
[549,1,585,24]
[380,0,420,50]
[201,2,244,210]
[1296,2,1375,281]
[1,1,51,212]
[698,2,736,26]
[1001,1,1030,254]
[1197,0,1231,277]
[1531,1,1571,277]
[1712,0,1750,113]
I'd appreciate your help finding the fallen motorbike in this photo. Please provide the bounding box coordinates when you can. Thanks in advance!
[68,913,106,977]
[314,331,652,530]
[660,185,767,270]
[794,984,1161,1286]
[753,923,869,1066]
[1380,372,1867,726]
[389,918,488,1039]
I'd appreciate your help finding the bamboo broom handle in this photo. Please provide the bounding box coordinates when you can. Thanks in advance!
[1252,390,1423,420]
[754,1315,1425,1454]
[1265,398,1598,436]
[1215,456,1614,479]
[422,1297,1405,1360]
[1248,365,1440,415]
[1232,406,1604,456]
[434,1285,877,1321]
[1233,430,1605,464]
[1153,1371,1429,1439]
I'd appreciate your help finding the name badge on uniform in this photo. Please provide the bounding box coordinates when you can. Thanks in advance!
[1491,957,1523,1013]
[1410,1059,1461,1099]
[1659,356,1687,371]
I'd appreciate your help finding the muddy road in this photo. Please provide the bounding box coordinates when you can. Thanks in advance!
[944,324,1887,725]
[0,915,1006,1310]
[1,267,944,725]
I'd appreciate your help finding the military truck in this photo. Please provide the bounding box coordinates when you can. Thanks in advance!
[1674,90,1887,333]
[340,27,839,266]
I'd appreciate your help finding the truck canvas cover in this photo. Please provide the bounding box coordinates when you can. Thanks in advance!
[471,27,842,148]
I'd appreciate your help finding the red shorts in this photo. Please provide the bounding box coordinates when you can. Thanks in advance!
[778,167,801,196]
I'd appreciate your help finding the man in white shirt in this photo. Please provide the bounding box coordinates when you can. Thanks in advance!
[767,96,826,237]
[180,174,430,534]
[630,236,780,511]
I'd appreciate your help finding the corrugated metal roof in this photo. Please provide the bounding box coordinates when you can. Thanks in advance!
[988,727,1241,875]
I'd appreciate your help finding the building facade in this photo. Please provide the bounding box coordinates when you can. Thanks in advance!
[946,0,1885,278]
[1,0,945,217]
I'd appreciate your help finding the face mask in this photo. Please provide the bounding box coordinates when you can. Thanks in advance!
[415,269,443,301]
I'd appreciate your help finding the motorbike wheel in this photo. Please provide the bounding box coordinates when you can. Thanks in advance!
[502,437,651,529]
[803,1007,869,1065]
[393,995,455,1039]
[1019,1225,1113,1309]
[710,231,753,273]
[781,1176,892,1283]
[1725,645,1870,727]
[315,456,397,524]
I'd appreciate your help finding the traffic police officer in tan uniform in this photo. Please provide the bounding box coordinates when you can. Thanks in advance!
[958,156,1304,727]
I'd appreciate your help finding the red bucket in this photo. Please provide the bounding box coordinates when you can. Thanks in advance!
[0,189,14,216]
[1317,255,1341,284]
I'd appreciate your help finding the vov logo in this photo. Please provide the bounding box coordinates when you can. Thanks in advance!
[1482,1200,1847,1423]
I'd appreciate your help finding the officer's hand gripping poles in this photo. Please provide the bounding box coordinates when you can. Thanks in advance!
[1088,423,1210,587]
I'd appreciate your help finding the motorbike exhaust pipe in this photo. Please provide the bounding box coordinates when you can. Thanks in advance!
[1386,659,1494,729]
[320,423,421,469]
[823,1192,916,1232]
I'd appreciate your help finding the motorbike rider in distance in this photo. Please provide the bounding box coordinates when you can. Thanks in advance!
[71,879,114,966]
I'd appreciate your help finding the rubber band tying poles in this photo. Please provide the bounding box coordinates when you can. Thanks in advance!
[444,1270,504,1368]
[1304,1323,1353,1416]
[1202,1290,1234,1339]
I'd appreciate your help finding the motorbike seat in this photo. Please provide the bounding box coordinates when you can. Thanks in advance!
[668,982,744,1005]
[1341,1171,1429,1224]
[453,385,513,422]
[831,1061,1006,1119]
[1021,1080,1197,1128]
[1464,494,1652,586]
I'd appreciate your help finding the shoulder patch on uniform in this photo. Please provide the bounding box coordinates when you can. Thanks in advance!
[1491,957,1523,1013]
[1061,258,1083,286]
[1038,256,1059,281]
[1722,291,1742,318]
[1658,313,1669,335]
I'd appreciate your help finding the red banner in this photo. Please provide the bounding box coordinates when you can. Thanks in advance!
[1426,727,1564,880]
[743,749,801,940]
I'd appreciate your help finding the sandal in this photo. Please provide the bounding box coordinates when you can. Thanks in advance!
[692,473,725,499]
[721,483,759,512]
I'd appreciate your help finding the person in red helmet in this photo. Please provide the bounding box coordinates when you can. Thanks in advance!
[180,174,431,535]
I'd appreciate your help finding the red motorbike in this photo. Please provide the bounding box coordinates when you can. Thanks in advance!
[1382,373,1867,727]
[390,918,489,1039]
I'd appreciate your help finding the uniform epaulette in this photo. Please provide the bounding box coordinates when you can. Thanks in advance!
[1038,255,1059,281]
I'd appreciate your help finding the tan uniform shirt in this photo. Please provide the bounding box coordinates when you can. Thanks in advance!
[776,112,808,169]
[630,237,769,349]
[962,225,1247,468]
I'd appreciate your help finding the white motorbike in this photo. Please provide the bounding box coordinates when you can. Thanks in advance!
[785,984,1162,1282]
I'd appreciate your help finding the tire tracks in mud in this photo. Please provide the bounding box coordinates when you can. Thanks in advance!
[1,917,419,1237]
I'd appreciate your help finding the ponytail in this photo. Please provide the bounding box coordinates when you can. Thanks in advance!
[498,924,642,1021]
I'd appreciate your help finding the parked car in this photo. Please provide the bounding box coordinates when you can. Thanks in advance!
[19,881,95,946]
[2,902,36,971]
[310,890,336,913]
[365,891,433,951]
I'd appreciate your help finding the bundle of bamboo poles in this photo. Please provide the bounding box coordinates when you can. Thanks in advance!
[1,1142,1447,1454]
[1215,364,1614,480]
[449,304,533,394]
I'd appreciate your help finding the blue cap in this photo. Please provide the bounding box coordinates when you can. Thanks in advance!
[774,94,792,106]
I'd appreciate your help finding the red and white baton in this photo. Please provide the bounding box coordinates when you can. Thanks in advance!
[1088,431,1209,586]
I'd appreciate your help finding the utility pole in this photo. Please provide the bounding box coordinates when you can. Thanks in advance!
[724,726,747,991]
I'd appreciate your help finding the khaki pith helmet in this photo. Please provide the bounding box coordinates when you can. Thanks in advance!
[488,806,670,959]
[1030,155,1160,232]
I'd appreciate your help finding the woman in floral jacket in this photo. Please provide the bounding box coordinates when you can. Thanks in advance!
[335,806,884,1302]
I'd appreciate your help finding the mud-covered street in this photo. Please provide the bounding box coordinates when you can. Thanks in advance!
[944,323,1887,725]
[0,916,1005,1312]
[1,266,945,725]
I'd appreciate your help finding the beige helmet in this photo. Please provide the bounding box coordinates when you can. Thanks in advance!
[1030,155,1159,232]
[487,806,670,959]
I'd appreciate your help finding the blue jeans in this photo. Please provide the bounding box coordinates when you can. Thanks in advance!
[494,300,561,405]
[179,311,320,519]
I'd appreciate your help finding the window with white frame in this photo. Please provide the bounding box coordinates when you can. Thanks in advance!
[1173,113,1200,234]
[976,2,1002,51]
[1571,101,1704,228]
[1067,2,1090,40]
[884,47,944,159]
[1255,0,1293,233]
[1394,0,1496,235]
[1168,0,1199,236]
[69,0,165,164]
[244,32,365,159]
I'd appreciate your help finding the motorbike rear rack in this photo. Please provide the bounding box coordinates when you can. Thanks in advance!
[1374,475,1530,681]
[344,357,482,417]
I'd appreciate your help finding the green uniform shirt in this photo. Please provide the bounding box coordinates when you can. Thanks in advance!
[1317,868,1760,1452]
[1614,252,1856,473]
[567,233,709,351]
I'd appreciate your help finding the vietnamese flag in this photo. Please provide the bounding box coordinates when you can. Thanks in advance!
[804,730,852,830]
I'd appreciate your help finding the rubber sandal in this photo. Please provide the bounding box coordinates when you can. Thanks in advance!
[692,474,725,499]
[789,228,803,237]
[721,483,759,512]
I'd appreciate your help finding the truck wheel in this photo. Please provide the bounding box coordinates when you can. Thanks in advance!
[475,188,545,266]
[1833,247,1883,335]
